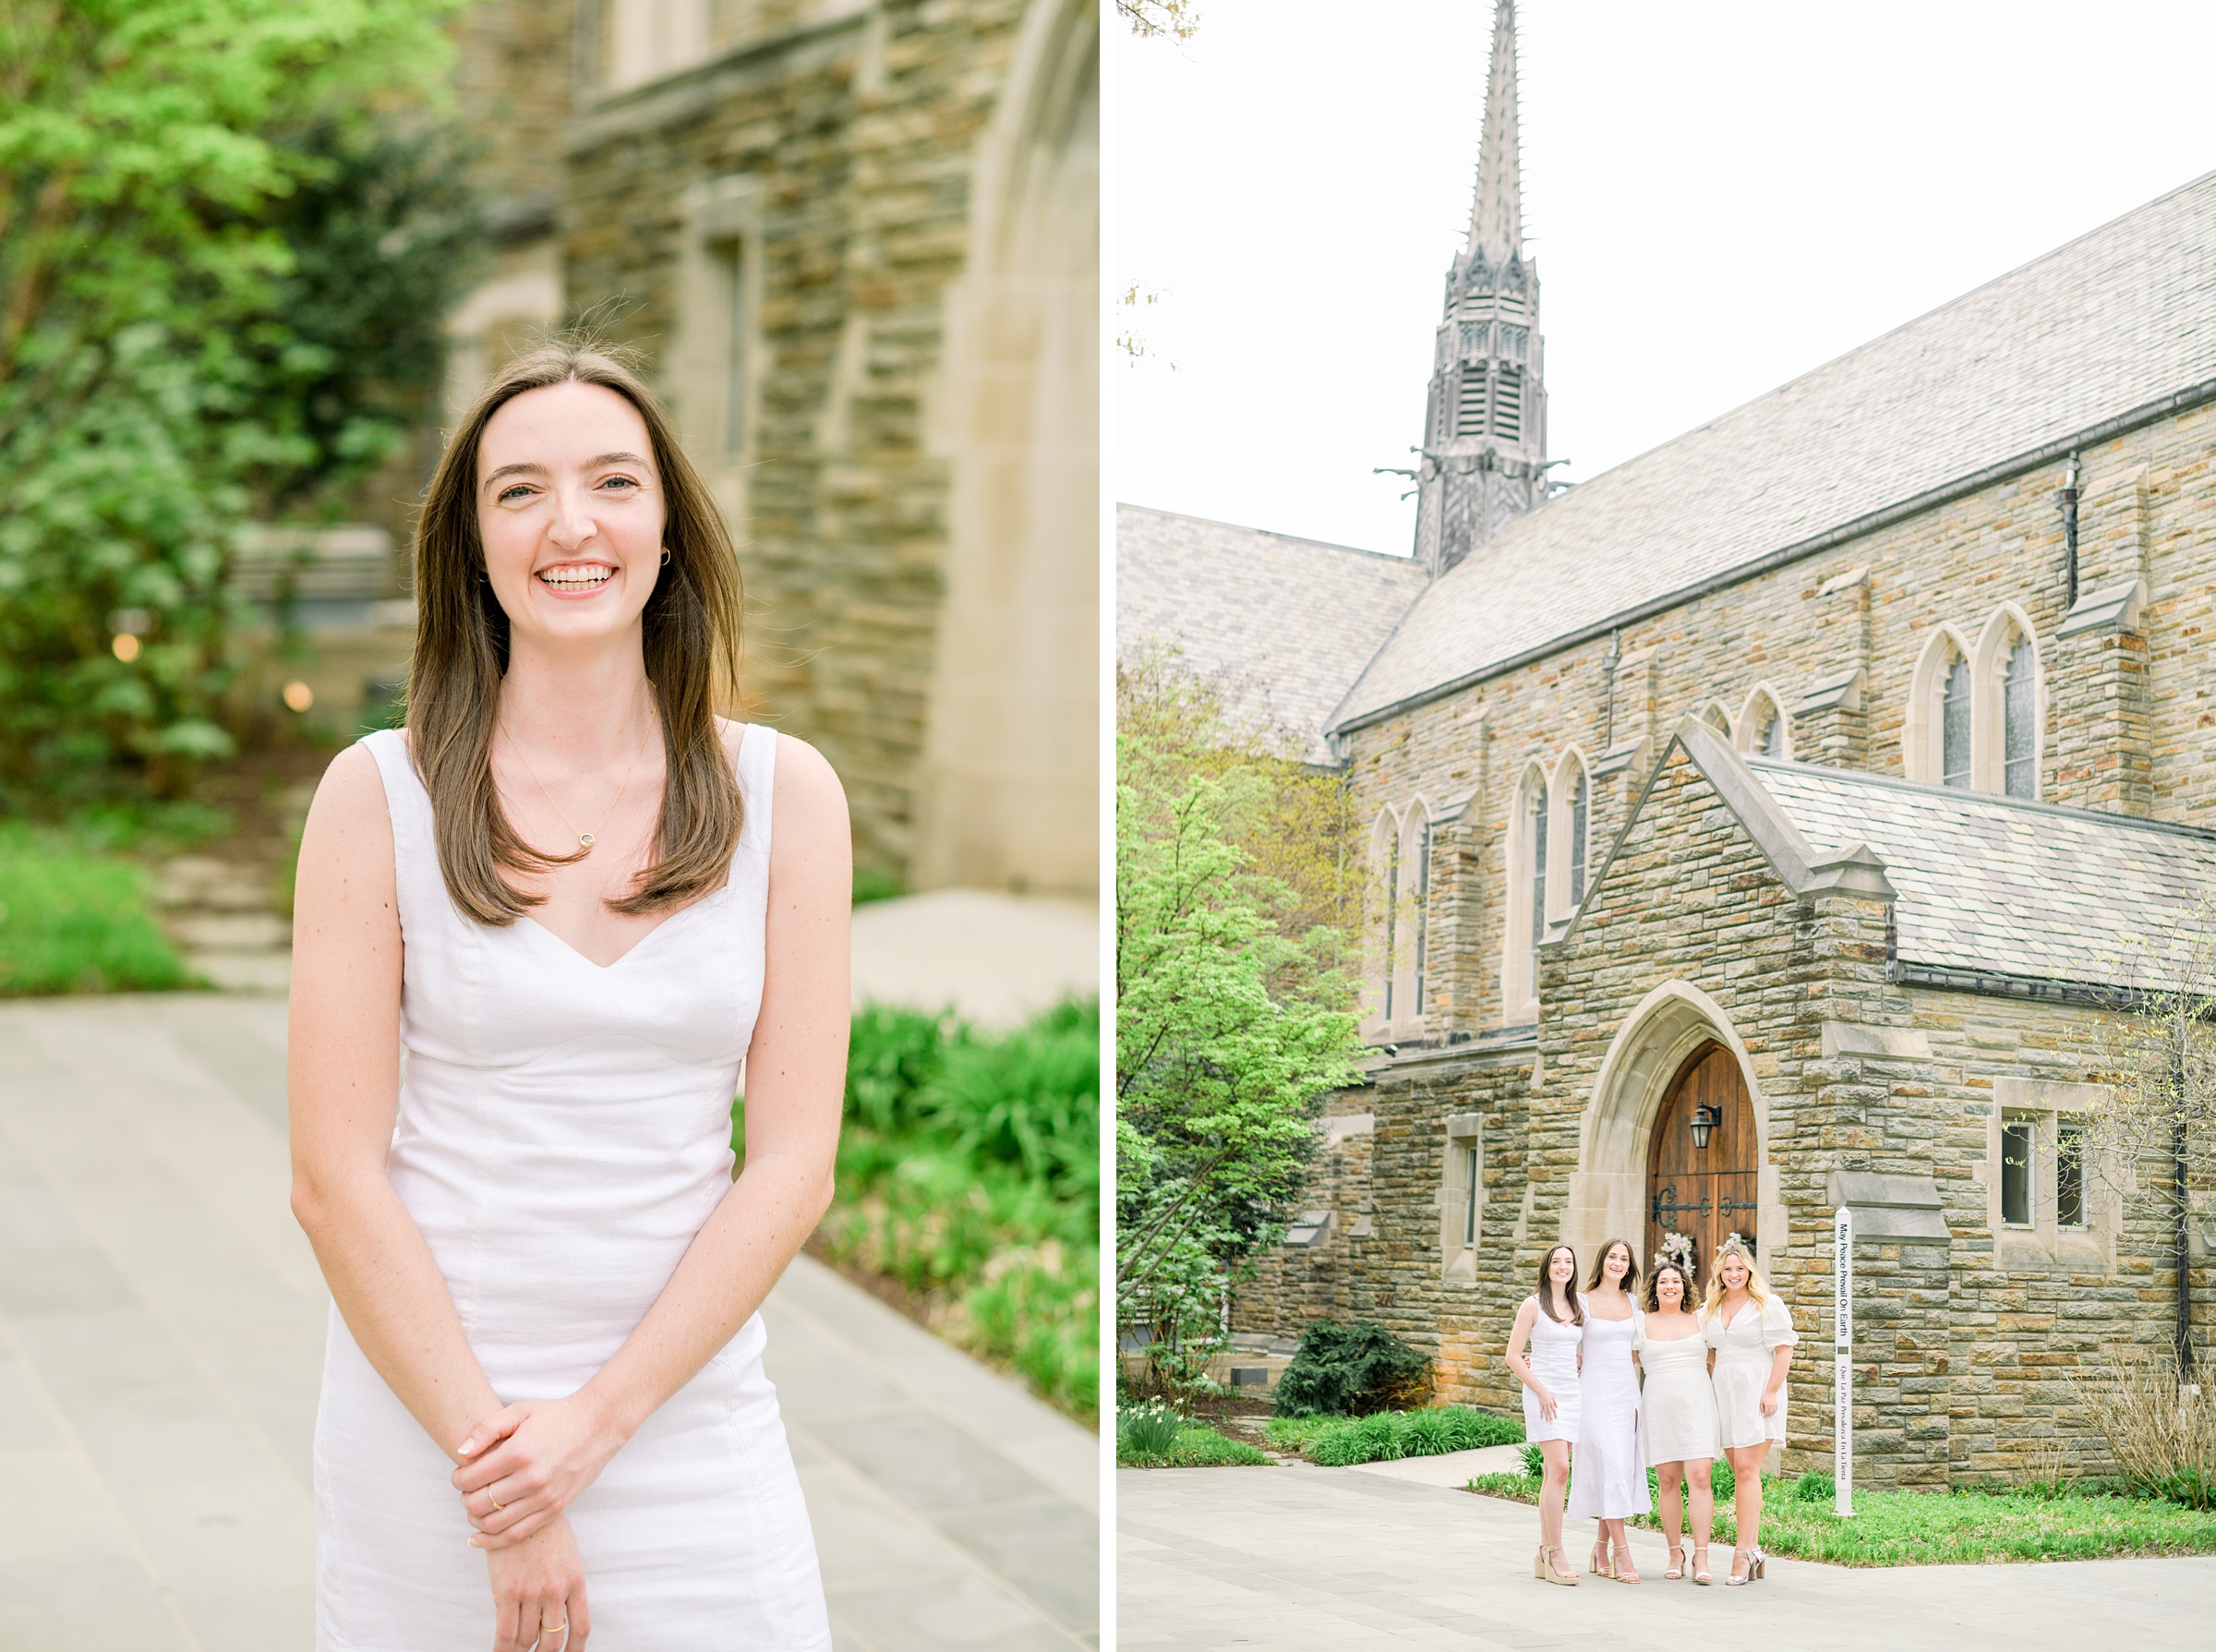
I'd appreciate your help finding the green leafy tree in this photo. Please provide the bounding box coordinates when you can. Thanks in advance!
[1116,660,1365,1397]
[0,0,470,801]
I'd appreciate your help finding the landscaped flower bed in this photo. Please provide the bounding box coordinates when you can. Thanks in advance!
[791,1000,1100,1424]
[1464,1467,2216,1565]
[1266,1405,1524,1465]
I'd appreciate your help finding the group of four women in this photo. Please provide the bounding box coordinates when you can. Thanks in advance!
[1504,1237,1798,1589]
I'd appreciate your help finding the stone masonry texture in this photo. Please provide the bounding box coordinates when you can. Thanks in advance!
[1235,398,2216,1489]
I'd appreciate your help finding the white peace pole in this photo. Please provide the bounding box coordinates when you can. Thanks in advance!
[1834,1204,1854,1518]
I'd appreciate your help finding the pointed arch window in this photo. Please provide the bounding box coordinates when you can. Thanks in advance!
[1567,767,1588,908]
[2003,634,2037,799]
[1381,831,1402,1021]
[1941,654,1972,788]
[1527,778,1548,990]
[1411,819,1432,1015]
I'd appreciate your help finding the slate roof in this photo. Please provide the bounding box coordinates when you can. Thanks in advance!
[1333,169,2216,730]
[1116,504,1430,764]
[1749,757,2216,989]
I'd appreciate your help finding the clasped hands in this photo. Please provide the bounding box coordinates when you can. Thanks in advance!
[452,1393,625,1549]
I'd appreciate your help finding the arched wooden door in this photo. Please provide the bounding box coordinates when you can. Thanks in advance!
[1646,1042,1758,1291]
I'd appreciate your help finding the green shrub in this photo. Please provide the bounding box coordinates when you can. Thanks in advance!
[1520,1442,1545,1479]
[1273,1320,1430,1417]
[807,999,1100,1422]
[1118,1403,1185,1461]
[1298,1405,1524,1465]
[1793,1469,1837,1502]
[1712,1457,1737,1501]
[0,831,189,995]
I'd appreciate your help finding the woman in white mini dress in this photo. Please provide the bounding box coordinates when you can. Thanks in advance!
[1703,1240,1799,1587]
[290,342,848,1650]
[1568,1238,1649,1582]
[1634,1259,1717,1584]
[1505,1244,1584,1584]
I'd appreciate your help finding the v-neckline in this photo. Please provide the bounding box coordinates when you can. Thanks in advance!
[517,884,728,971]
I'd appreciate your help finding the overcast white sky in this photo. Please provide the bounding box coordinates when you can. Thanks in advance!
[1114,1,2216,557]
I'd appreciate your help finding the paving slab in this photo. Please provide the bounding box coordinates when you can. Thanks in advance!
[1344,1443,1525,1485]
[0,995,1098,1651]
[1120,1463,2216,1652]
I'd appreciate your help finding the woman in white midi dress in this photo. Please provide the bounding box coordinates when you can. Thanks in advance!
[1568,1239,1649,1581]
[1703,1240,1799,1587]
[1634,1260,1717,1584]
[291,344,847,1651]
[1505,1244,1584,1584]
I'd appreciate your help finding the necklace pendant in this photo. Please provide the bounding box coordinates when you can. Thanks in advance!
[579,833,596,850]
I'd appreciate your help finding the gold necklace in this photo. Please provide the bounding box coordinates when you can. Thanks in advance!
[499,715,654,855]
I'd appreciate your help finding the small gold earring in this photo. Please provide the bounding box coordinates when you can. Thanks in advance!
[660,548,671,565]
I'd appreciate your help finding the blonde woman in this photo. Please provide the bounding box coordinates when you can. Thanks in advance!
[1505,1244,1584,1585]
[1567,1238,1648,1582]
[1701,1240,1798,1586]
[291,343,849,1649]
[1634,1260,1716,1584]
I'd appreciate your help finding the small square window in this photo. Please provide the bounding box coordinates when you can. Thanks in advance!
[2001,1118,2034,1226]
[2057,1122,2087,1228]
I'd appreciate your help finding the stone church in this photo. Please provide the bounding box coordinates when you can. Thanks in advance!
[1119,0,2216,1483]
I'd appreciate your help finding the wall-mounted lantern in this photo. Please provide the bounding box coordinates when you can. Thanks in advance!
[1689,1103,1720,1152]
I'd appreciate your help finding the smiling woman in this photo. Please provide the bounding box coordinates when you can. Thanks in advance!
[287,338,849,1651]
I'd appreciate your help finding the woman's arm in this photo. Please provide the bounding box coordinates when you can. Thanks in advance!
[1504,1299,1559,1420]
[288,743,506,1456]
[454,735,851,1546]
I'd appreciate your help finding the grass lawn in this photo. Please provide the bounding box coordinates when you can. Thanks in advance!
[1464,1471,2216,1565]
[760,1000,1099,1426]
[0,828,192,995]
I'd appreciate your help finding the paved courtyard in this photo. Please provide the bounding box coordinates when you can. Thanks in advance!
[0,994,1098,1650]
[1120,1463,2216,1652]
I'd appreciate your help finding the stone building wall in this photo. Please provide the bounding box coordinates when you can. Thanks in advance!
[1354,399,2216,1043]
[560,0,1095,893]
[1257,740,2210,1486]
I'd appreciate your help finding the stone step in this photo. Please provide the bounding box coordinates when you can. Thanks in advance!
[167,912,290,951]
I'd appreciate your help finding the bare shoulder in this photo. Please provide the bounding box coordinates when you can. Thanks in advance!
[767,730,846,817]
[305,739,393,839]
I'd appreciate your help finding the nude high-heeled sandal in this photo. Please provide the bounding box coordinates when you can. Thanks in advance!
[1588,1539,1614,1581]
[1663,1543,1685,1581]
[1725,1548,1755,1586]
[1534,1546,1578,1586]
[1610,1537,1641,1584]
[1691,1544,1712,1586]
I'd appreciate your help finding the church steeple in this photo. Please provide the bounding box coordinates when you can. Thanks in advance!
[1415,0,1548,578]
[1466,0,1522,264]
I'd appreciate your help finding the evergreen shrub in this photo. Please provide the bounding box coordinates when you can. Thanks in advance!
[1272,1320,1430,1417]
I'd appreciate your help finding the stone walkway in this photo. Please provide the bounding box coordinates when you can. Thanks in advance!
[0,995,1098,1650]
[1120,1463,2216,1652]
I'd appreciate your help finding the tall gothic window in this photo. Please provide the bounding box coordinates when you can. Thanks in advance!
[1456,366,1487,437]
[1941,655,1972,788]
[1411,822,1432,1015]
[1493,367,1524,441]
[2003,634,2037,799]
[1381,833,1401,1021]
[1527,779,1548,990]
[1568,768,1588,908]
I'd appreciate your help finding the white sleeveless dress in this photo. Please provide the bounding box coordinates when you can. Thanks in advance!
[311,727,831,1650]
[1634,1320,1718,1465]
[1519,1296,1583,1442]
[1567,1308,1649,1519]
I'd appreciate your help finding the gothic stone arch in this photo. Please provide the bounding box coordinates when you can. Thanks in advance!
[1561,980,1788,1272]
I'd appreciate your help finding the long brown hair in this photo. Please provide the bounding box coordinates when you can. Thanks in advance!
[1586,1236,1639,1296]
[407,338,745,924]
[1535,1243,1583,1325]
